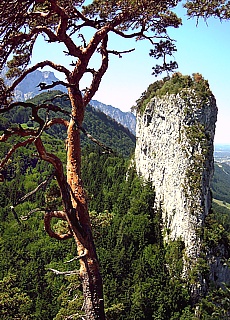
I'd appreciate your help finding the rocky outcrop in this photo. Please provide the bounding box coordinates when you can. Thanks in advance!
[135,89,217,257]
[135,75,230,298]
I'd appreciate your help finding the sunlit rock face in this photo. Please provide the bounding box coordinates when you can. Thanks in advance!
[135,89,217,259]
[135,79,230,297]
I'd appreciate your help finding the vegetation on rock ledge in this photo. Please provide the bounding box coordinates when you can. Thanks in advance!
[134,73,213,115]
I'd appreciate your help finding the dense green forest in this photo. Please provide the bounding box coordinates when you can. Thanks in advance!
[210,163,230,233]
[0,91,229,319]
[211,162,230,204]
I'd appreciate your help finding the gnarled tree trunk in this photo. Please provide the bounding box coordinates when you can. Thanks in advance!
[65,87,105,319]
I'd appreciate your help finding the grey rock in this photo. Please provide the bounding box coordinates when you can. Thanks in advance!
[135,89,230,292]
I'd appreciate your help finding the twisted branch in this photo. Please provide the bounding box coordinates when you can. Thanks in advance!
[0,137,35,168]
[44,210,73,240]
[5,60,70,95]
[83,35,109,106]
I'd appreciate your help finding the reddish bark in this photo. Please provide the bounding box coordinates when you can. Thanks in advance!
[66,87,105,319]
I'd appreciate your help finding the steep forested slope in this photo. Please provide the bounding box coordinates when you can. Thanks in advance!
[211,162,230,203]
[0,144,193,320]
[0,90,135,157]
[0,90,229,320]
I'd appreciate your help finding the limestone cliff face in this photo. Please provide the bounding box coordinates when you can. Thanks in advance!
[135,89,217,261]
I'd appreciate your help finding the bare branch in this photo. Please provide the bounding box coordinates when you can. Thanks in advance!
[0,100,70,130]
[33,138,86,242]
[37,80,75,91]
[20,208,44,221]
[108,48,135,57]
[112,26,146,39]
[34,110,50,141]
[112,27,169,46]
[83,35,109,106]
[0,137,35,169]
[16,173,55,206]
[78,124,114,154]
[37,102,70,117]
[48,0,83,57]
[6,60,70,95]
[34,137,65,174]
[64,250,88,263]
[0,126,37,142]
[78,34,87,48]
[46,118,69,129]
[43,93,69,104]
[7,26,58,45]
[85,68,96,75]
[0,101,35,114]
[48,268,80,276]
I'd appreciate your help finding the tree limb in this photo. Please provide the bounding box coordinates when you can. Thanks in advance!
[112,26,146,39]
[20,208,44,221]
[8,26,58,45]
[48,268,80,276]
[34,137,86,241]
[0,101,35,114]
[43,93,69,104]
[107,48,135,57]
[48,0,83,57]
[6,60,70,95]
[46,117,69,129]
[44,210,73,240]
[78,124,114,154]
[0,126,37,142]
[0,137,35,169]
[64,250,88,263]
[15,173,55,206]
[83,35,109,106]
[37,80,75,91]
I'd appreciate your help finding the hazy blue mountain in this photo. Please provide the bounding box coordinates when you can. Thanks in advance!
[1,69,136,135]
[90,99,136,135]
[1,68,67,101]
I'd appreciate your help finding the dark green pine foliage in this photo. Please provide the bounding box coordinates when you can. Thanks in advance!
[0,274,33,320]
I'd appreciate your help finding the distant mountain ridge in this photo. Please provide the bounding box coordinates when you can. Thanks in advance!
[90,99,136,135]
[1,69,136,135]
[0,89,135,157]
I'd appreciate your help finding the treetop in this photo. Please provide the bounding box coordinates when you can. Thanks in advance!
[0,1,181,92]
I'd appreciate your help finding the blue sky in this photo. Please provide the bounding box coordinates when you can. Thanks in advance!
[30,5,230,145]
